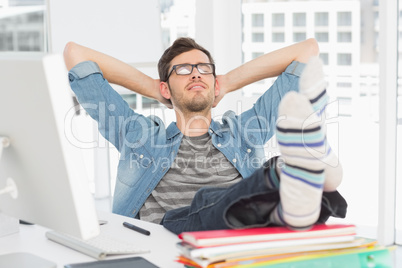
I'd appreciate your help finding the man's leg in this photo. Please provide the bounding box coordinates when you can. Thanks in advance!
[270,57,344,229]
[299,56,343,191]
[161,156,347,235]
[270,91,326,229]
[161,162,281,234]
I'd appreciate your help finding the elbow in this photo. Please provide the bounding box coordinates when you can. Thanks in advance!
[63,42,77,59]
[294,38,319,63]
[305,38,319,57]
[63,41,80,70]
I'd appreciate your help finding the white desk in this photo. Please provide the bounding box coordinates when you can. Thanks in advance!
[0,211,182,268]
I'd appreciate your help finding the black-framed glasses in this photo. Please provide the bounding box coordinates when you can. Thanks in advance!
[166,63,215,81]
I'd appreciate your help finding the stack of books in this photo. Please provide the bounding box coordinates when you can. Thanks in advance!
[175,224,393,267]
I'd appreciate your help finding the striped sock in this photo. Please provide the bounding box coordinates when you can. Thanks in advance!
[263,157,280,190]
[299,56,343,192]
[271,91,325,229]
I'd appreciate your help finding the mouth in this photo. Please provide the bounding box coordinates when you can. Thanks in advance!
[187,83,206,91]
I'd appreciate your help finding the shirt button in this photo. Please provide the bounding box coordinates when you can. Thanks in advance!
[140,154,144,159]
[217,143,221,147]
[233,159,237,163]
[209,129,213,133]
[247,149,251,153]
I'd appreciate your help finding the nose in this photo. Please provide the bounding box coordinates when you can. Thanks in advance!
[191,68,202,80]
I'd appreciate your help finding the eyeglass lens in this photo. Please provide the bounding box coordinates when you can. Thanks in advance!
[175,64,213,75]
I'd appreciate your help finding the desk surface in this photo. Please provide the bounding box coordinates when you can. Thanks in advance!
[0,211,182,268]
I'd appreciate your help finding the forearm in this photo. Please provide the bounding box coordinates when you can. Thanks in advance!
[63,42,159,100]
[222,38,319,93]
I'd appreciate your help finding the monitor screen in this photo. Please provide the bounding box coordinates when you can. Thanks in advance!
[0,53,100,240]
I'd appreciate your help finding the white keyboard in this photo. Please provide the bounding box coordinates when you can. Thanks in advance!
[46,231,150,260]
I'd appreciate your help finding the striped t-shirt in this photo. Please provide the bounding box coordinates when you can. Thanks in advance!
[139,133,242,223]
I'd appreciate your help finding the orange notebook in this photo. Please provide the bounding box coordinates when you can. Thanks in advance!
[178,224,356,248]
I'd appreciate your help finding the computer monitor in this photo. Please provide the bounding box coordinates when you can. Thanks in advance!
[0,53,100,240]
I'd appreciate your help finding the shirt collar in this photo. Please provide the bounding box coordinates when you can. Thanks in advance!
[208,120,223,137]
[166,122,182,140]
[166,120,223,139]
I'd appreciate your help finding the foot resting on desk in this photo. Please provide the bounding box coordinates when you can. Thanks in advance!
[299,56,343,191]
[271,91,326,229]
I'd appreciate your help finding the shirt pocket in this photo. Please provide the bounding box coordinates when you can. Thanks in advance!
[117,147,154,187]
[240,139,266,171]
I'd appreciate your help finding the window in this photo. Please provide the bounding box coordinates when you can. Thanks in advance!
[374,11,379,27]
[252,14,264,27]
[161,28,170,50]
[293,13,306,27]
[0,2,46,52]
[320,53,329,65]
[337,53,352,65]
[337,11,352,26]
[315,32,329,42]
[293,32,306,42]
[160,0,195,49]
[272,32,284,42]
[121,95,159,110]
[252,32,264,42]
[336,97,352,116]
[396,0,402,246]
[0,32,13,50]
[337,82,352,88]
[315,12,329,26]
[399,10,402,26]
[177,26,188,38]
[252,52,264,59]
[338,32,352,42]
[241,0,381,242]
[272,13,285,27]
[17,32,42,51]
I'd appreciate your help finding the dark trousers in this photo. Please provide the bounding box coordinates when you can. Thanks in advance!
[161,157,347,235]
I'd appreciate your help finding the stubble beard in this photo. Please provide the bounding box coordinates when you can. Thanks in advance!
[169,84,215,114]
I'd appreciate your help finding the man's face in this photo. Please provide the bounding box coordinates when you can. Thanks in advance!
[162,49,219,114]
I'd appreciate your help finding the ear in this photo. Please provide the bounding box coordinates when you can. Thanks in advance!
[214,78,220,97]
[160,82,171,100]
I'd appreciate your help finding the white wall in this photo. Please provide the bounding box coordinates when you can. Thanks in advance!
[195,0,243,118]
[47,0,162,63]
[46,0,164,203]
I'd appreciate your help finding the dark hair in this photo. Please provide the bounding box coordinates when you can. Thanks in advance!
[158,37,215,82]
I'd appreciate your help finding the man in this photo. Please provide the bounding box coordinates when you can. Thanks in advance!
[64,37,346,234]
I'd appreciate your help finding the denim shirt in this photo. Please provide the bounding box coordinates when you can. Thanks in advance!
[68,60,305,218]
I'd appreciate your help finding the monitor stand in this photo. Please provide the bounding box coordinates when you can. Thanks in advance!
[0,252,56,268]
[0,137,10,161]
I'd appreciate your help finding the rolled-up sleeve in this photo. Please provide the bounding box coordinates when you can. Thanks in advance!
[240,61,305,146]
[68,60,103,80]
[68,61,147,152]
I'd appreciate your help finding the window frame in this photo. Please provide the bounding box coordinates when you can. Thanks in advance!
[378,0,398,246]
